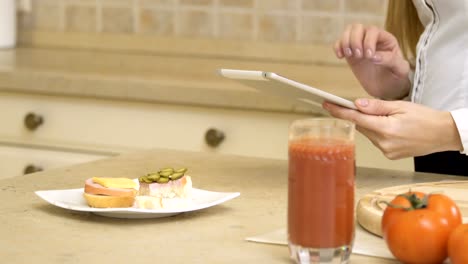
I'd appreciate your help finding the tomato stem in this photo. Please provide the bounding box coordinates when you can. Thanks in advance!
[402,193,428,209]
[381,192,430,211]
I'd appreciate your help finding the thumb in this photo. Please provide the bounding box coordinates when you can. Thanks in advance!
[355,98,399,116]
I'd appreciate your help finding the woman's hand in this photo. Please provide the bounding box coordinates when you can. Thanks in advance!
[334,24,411,100]
[323,99,463,159]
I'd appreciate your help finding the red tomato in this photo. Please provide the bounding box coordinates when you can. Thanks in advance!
[381,191,462,264]
[448,224,468,264]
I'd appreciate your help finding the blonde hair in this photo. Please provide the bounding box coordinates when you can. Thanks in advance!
[385,0,424,64]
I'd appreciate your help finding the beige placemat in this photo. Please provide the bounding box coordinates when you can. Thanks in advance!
[245,224,394,259]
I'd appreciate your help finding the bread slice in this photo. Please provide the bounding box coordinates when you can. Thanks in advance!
[134,195,192,209]
[135,176,193,209]
[138,176,192,198]
[83,193,135,208]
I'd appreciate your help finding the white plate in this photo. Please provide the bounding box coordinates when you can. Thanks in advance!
[35,188,240,219]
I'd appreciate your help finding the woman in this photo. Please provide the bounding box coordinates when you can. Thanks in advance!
[323,0,468,176]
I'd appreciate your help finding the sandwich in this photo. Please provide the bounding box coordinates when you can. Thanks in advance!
[83,177,138,208]
[135,167,192,209]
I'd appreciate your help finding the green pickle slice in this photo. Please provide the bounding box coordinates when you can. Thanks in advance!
[139,167,188,184]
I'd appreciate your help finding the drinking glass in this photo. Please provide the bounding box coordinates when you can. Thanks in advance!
[288,118,355,264]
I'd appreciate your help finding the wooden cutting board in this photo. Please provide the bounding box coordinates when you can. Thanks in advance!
[357,181,468,237]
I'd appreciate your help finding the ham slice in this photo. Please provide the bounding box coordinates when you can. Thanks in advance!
[84,178,137,197]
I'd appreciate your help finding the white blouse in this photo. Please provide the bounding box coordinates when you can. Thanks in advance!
[411,0,468,154]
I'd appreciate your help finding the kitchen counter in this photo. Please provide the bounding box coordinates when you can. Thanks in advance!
[0,47,365,114]
[0,148,463,263]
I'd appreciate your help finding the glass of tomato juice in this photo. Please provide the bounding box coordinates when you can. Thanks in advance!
[288,118,355,264]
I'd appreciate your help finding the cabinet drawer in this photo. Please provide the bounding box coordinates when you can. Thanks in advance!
[0,92,414,171]
[0,145,107,179]
[0,92,307,158]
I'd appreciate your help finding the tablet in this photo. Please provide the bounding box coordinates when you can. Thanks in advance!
[218,69,357,110]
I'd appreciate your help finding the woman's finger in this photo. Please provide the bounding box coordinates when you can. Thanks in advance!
[333,40,344,58]
[363,25,379,59]
[341,24,353,57]
[356,126,381,148]
[349,23,365,58]
[323,100,392,133]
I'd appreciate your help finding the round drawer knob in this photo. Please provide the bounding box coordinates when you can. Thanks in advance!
[205,128,225,147]
[23,164,43,175]
[24,112,44,131]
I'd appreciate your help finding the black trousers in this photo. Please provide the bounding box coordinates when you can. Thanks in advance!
[414,151,468,176]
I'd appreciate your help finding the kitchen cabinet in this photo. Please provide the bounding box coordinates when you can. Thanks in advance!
[0,91,305,155]
[0,92,306,177]
[0,91,414,178]
[0,47,414,177]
